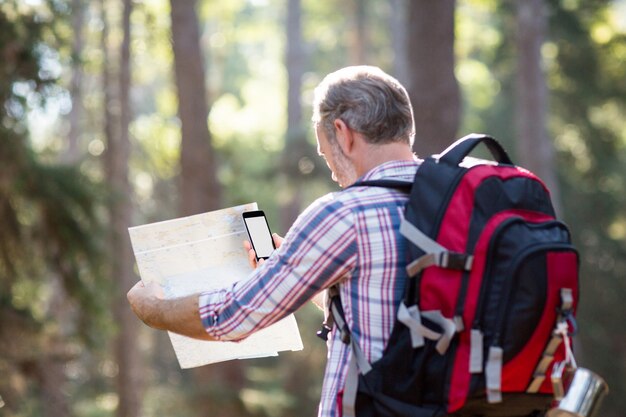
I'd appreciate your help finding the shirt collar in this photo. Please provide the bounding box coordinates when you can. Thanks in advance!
[358,158,421,182]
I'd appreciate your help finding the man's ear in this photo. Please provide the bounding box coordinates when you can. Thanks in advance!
[333,119,355,155]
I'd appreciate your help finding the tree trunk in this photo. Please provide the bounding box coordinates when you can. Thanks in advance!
[280,0,306,231]
[389,0,408,86]
[36,355,71,417]
[47,2,86,405]
[101,0,115,173]
[170,0,221,215]
[406,0,460,157]
[348,0,367,64]
[104,1,143,416]
[42,66,87,413]
[64,0,85,163]
[169,3,243,416]
[36,275,76,417]
[515,0,562,215]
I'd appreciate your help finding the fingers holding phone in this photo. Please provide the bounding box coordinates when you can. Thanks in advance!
[271,233,283,248]
[243,210,283,269]
[244,233,283,269]
[244,239,260,269]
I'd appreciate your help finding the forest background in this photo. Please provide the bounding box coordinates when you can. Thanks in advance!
[1,0,625,416]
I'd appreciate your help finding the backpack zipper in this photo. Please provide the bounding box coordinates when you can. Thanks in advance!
[470,217,523,332]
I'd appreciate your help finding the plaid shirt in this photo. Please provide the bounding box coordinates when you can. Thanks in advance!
[199,159,420,417]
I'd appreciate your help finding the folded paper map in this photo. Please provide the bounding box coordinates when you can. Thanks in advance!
[128,203,303,368]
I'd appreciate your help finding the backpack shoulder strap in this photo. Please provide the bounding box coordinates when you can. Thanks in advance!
[326,287,373,417]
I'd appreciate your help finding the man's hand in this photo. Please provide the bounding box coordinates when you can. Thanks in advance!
[244,233,283,269]
[127,281,215,340]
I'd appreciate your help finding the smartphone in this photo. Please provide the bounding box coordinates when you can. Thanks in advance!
[242,210,276,261]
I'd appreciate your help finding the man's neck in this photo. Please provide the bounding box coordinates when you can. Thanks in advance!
[355,141,415,177]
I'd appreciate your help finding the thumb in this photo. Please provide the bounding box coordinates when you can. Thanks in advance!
[272,233,284,249]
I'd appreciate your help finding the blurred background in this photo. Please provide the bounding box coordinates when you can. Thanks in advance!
[0,0,624,416]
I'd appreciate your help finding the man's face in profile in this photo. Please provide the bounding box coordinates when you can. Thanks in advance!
[315,123,357,188]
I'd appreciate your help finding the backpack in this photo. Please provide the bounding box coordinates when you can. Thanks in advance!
[326,134,579,417]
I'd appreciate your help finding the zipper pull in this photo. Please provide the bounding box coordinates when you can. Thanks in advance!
[486,345,503,403]
[470,328,484,373]
[453,315,465,332]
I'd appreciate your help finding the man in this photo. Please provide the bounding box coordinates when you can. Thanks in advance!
[128,65,419,417]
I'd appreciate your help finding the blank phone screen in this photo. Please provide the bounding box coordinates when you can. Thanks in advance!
[245,216,274,258]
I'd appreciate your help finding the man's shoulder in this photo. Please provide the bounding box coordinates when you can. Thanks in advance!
[292,158,422,232]
[300,191,353,220]
[281,192,356,245]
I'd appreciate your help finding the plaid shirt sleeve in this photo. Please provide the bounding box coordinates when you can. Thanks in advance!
[198,193,357,341]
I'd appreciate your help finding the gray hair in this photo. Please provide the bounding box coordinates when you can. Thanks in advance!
[312,66,414,146]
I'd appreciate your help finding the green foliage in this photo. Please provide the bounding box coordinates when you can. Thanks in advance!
[0,2,111,415]
[1,0,108,339]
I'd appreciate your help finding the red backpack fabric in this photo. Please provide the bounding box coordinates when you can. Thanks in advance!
[331,134,579,417]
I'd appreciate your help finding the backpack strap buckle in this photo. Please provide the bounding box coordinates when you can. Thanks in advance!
[407,251,473,276]
[441,252,474,270]
[316,325,331,341]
